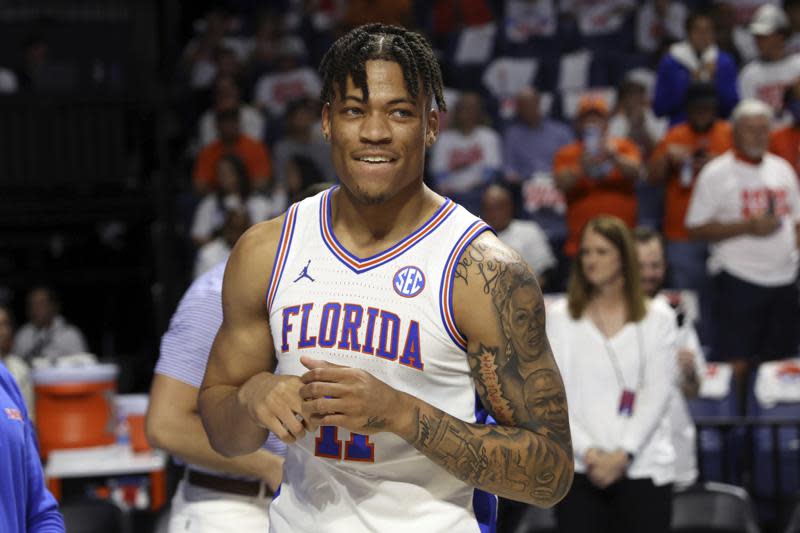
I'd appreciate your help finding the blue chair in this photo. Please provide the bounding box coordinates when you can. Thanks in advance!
[687,367,742,485]
[747,367,800,524]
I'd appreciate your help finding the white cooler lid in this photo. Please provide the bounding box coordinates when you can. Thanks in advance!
[32,363,119,385]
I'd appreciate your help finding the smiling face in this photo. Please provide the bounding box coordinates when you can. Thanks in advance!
[321,60,438,205]
[579,228,623,290]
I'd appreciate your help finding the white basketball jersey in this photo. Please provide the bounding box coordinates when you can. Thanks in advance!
[267,187,492,533]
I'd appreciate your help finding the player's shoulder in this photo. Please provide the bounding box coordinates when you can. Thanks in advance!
[456,231,538,293]
[224,213,287,290]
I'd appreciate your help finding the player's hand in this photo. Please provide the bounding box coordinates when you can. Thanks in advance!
[238,372,308,444]
[749,213,781,236]
[299,357,406,436]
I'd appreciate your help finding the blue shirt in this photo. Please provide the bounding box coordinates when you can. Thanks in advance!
[154,261,287,469]
[0,363,65,532]
[502,119,574,180]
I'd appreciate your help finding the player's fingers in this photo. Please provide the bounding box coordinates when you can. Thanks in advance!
[300,367,351,384]
[302,396,341,417]
[260,415,296,444]
[300,356,347,371]
[275,405,306,439]
[299,382,347,400]
[317,414,347,427]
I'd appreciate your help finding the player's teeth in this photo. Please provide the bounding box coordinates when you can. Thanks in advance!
[360,157,390,162]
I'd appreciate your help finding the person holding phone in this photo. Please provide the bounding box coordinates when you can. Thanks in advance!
[554,95,642,259]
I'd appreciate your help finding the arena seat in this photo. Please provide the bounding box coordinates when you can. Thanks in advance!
[671,482,761,533]
[687,363,742,484]
[747,359,800,525]
[60,498,124,533]
[784,497,800,533]
[511,504,557,533]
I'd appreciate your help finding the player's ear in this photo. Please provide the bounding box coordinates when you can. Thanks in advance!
[321,101,332,142]
[425,108,439,148]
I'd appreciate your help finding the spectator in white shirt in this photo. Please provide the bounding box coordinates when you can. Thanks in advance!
[549,215,676,533]
[738,4,800,117]
[481,184,556,289]
[252,43,321,120]
[429,91,502,214]
[685,98,800,400]
[194,209,250,280]
[12,287,88,363]
[197,75,265,148]
[191,154,280,247]
[634,227,704,488]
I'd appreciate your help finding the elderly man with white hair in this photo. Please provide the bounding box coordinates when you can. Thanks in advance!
[685,98,800,401]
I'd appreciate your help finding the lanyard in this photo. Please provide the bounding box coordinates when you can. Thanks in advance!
[595,317,646,392]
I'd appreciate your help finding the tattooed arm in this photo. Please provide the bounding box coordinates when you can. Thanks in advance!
[407,232,573,506]
[299,232,573,507]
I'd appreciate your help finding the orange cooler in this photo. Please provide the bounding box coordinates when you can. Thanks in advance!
[115,394,150,452]
[32,364,119,457]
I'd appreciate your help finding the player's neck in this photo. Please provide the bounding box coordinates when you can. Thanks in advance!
[331,182,440,256]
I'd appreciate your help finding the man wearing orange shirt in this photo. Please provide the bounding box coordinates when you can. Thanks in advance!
[193,107,272,195]
[648,82,733,290]
[553,95,642,257]
[769,80,800,177]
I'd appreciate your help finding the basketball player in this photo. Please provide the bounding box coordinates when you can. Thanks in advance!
[198,24,573,532]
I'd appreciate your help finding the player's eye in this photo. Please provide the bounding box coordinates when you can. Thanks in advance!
[343,107,363,117]
[391,109,413,118]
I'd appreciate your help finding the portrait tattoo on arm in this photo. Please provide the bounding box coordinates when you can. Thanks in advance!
[406,238,573,507]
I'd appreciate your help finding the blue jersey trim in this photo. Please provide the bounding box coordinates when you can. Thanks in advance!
[266,204,299,313]
[438,221,494,351]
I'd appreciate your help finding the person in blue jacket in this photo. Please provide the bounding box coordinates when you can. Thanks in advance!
[0,361,64,532]
[653,10,739,125]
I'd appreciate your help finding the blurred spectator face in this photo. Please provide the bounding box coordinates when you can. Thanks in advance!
[215,48,240,78]
[755,33,785,61]
[286,102,315,135]
[734,114,770,159]
[217,158,242,194]
[216,113,240,144]
[579,228,623,289]
[654,0,670,15]
[222,209,250,247]
[203,10,227,42]
[453,93,482,132]
[27,288,57,329]
[577,111,608,138]
[214,76,240,105]
[688,15,715,53]
[687,100,716,133]
[618,83,646,117]
[481,185,514,233]
[0,307,13,355]
[516,88,541,127]
[636,238,666,298]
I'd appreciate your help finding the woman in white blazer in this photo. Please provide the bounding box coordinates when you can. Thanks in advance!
[550,215,678,533]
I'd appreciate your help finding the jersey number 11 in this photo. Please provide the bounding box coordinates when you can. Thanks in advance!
[315,426,375,462]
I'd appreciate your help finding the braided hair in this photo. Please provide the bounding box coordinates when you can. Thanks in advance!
[319,23,446,112]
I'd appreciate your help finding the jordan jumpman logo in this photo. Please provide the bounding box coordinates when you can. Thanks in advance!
[294,260,315,282]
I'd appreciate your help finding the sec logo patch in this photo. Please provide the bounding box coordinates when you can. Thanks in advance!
[393,266,426,298]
